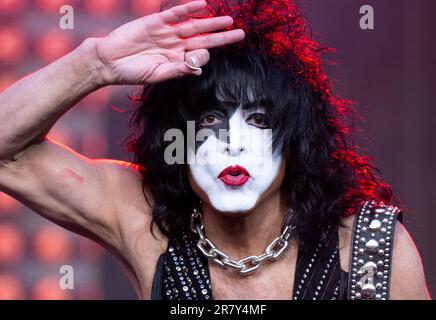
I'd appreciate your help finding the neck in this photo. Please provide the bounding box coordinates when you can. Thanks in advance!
[201,191,288,260]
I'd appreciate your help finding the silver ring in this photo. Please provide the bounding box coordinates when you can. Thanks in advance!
[184,61,202,71]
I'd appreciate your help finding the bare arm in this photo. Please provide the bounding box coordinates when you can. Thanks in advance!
[0,0,245,252]
[390,222,430,300]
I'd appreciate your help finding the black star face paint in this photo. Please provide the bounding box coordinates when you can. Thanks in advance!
[187,93,283,213]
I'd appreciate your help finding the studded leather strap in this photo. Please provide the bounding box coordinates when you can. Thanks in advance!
[347,200,401,300]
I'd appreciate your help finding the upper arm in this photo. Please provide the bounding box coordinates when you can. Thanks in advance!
[0,137,149,252]
[390,221,430,300]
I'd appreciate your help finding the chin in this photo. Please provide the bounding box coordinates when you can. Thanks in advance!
[207,191,259,214]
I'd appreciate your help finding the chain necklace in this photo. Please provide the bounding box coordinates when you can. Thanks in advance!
[190,206,296,276]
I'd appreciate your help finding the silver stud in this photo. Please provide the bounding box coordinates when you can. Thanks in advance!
[369,219,382,231]
[365,239,379,253]
[361,283,376,299]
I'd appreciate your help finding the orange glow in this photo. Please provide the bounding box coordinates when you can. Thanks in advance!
[131,0,161,15]
[35,30,72,63]
[34,226,72,263]
[0,0,25,12]
[0,224,24,264]
[32,277,72,300]
[0,26,25,63]
[0,192,21,214]
[84,0,120,16]
[0,273,24,300]
[46,126,73,146]
[37,0,76,13]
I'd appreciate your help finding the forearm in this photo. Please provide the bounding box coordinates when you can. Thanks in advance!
[0,37,104,159]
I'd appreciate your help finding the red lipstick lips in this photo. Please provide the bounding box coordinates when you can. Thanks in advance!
[218,165,250,187]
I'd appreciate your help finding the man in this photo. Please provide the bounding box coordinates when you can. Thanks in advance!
[0,0,429,299]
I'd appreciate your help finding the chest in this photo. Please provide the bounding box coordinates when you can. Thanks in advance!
[208,260,296,300]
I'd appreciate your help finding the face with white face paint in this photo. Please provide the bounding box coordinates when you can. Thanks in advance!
[188,91,286,214]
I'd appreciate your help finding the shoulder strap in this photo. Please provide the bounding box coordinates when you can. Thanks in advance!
[347,200,401,300]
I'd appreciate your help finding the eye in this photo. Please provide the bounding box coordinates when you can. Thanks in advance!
[246,113,270,129]
[199,114,223,127]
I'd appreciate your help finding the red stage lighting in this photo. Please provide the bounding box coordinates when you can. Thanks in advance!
[0,273,24,300]
[46,127,73,147]
[34,226,72,264]
[32,277,72,300]
[35,29,73,63]
[0,224,24,264]
[131,0,161,15]
[37,0,76,14]
[0,26,25,64]
[0,0,25,13]
[84,0,120,16]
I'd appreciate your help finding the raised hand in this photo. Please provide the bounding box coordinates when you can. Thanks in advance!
[94,0,245,85]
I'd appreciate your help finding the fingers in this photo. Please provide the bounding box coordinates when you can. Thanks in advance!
[146,49,210,84]
[184,49,210,72]
[184,29,245,51]
[159,0,207,24]
[175,16,234,38]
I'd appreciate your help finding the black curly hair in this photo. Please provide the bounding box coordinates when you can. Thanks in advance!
[126,0,393,247]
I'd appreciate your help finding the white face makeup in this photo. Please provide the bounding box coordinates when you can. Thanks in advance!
[188,98,283,213]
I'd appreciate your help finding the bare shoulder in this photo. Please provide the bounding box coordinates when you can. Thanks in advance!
[338,209,430,300]
[390,221,430,299]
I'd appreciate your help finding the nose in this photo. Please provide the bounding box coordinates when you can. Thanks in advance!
[223,114,247,157]
[224,145,246,156]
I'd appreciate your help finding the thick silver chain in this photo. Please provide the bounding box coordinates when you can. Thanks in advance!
[190,207,296,276]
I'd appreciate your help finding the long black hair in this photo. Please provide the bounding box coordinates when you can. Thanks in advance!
[126,0,393,247]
